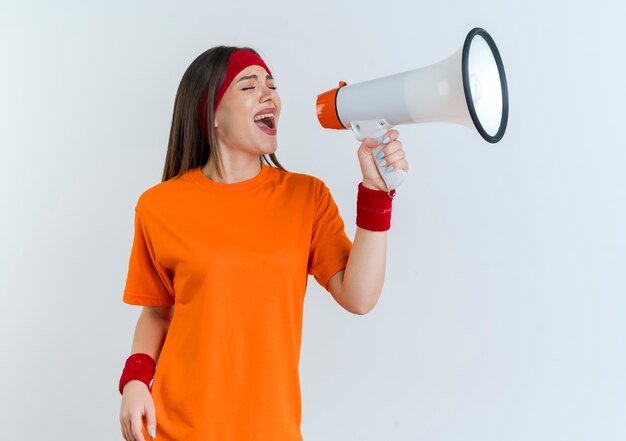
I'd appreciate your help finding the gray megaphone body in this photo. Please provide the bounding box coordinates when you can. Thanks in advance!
[316,27,509,190]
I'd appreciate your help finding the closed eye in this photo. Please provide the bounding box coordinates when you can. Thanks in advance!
[242,86,277,90]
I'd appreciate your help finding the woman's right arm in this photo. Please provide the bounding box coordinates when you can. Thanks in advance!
[129,305,174,365]
[120,306,174,441]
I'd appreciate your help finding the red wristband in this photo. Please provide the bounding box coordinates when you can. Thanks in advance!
[119,353,156,395]
[356,182,396,231]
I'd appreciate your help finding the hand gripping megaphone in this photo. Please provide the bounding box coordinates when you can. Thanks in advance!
[316,27,509,190]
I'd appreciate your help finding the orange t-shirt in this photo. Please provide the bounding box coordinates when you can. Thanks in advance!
[123,163,353,441]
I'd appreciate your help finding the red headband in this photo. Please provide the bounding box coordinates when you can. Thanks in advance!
[198,49,273,137]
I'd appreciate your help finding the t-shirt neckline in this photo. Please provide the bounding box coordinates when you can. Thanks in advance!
[188,163,273,193]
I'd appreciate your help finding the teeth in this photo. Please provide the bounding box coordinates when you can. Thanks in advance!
[254,113,274,121]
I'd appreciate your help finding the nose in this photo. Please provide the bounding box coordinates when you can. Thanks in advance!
[260,83,277,103]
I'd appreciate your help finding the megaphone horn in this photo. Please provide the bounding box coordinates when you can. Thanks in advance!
[316,27,509,190]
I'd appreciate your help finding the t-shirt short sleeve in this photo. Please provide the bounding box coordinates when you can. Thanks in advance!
[308,180,353,292]
[122,203,175,306]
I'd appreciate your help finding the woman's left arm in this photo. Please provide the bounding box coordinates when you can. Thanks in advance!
[327,129,408,314]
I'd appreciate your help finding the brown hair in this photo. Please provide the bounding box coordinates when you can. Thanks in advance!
[161,46,287,182]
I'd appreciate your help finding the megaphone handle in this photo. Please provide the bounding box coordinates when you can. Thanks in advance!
[350,119,408,190]
[371,144,408,190]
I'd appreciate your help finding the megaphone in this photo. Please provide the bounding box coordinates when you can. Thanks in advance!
[316,27,509,190]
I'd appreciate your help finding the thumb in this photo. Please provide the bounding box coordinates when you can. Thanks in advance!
[145,401,157,438]
[361,136,382,152]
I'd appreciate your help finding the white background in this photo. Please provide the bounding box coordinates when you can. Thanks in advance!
[1,1,624,440]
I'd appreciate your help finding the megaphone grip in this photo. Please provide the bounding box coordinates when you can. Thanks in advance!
[349,119,408,190]
[372,144,408,190]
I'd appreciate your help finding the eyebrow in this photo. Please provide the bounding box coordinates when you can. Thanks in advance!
[236,74,274,83]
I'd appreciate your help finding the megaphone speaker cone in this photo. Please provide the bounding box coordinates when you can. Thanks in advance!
[462,27,509,143]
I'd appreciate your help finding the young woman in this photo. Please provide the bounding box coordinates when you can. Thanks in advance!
[118,46,408,441]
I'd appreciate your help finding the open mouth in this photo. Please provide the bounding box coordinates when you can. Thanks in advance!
[253,113,275,129]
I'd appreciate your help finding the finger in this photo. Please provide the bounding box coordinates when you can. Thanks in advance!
[120,413,131,441]
[383,129,399,142]
[377,156,405,171]
[376,139,403,158]
[124,416,136,441]
[362,128,400,150]
[384,157,409,172]
[362,136,382,150]
[123,420,133,441]
[393,159,409,172]
[368,131,397,149]
[145,400,157,439]
[131,410,146,441]
[379,149,405,166]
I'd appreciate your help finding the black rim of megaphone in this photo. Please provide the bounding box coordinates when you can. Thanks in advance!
[462,27,509,144]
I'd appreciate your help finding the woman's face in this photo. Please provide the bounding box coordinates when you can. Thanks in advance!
[214,64,281,157]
